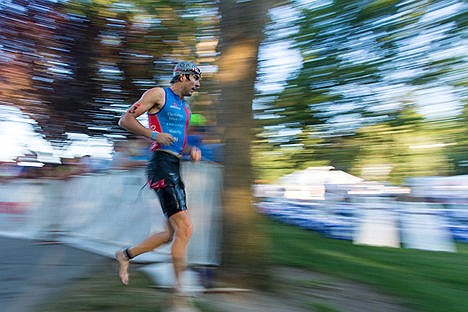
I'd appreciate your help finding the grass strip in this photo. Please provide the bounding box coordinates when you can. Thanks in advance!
[263,217,468,312]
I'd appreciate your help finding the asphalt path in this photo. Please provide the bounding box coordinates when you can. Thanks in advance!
[0,236,109,312]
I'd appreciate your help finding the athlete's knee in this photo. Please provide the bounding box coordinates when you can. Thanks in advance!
[162,230,174,243]
[176,221,192,241]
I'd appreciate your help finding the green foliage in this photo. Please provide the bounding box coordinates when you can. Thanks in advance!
[254,0,467,183]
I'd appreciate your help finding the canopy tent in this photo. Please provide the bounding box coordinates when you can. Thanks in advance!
[276,166,363,200]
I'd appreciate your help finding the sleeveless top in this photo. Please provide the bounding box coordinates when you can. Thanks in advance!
[148,87,191,155]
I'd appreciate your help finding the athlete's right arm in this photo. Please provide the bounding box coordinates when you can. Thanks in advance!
[118,88,175,145]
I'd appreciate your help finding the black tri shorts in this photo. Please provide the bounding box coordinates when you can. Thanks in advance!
[147,150,187,218]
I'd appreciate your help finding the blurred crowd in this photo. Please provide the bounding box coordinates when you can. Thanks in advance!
[0,125,223,182]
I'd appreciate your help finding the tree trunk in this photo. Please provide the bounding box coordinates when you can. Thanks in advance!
[218,0,270,287]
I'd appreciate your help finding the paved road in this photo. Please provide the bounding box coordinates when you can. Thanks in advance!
[0,237,109,312]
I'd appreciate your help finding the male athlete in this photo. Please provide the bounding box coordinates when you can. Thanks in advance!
[115,61,202,291]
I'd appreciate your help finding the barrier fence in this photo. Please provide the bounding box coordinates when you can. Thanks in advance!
[258,196,460,252]
[0,162,223,266]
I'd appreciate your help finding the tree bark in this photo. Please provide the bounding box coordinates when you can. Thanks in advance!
[218,0,270,287]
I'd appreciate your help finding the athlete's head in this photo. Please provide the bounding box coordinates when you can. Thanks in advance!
[170,61,201,97]
[171,61,201,84]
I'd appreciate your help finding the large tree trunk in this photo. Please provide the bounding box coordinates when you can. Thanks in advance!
[218,0,270,287]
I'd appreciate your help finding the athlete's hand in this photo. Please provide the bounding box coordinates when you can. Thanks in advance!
[155,133,176,146]
[190,146,202,161]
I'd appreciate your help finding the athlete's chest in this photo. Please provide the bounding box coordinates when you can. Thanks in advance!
[163,96,190,121]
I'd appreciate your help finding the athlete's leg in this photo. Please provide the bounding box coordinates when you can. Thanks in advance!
[116,222,173,285]
[128,223,174,256]
[168,210,193,290]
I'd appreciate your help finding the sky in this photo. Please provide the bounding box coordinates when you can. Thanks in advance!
[0,105,114,162]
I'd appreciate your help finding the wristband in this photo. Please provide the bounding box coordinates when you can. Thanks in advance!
[150,131,159,141]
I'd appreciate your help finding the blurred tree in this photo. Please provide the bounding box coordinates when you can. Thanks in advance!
[0,0,216,145]
[350,104,453,184]
[218,0,271,286]
[253,0,466,183]
[447,99,468,174]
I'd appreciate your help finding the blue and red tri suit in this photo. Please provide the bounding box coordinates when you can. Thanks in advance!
[146,87,191,218]
[148,87,191,156]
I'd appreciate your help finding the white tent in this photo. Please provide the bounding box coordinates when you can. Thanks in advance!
[276,166,363,200]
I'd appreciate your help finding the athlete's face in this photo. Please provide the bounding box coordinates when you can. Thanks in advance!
[183,74,200,97]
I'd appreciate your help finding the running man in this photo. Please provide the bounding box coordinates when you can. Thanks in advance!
[115,61,202,291]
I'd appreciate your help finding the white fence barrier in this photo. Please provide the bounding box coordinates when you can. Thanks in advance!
[0,162,222,265]
[353,198,400,248]
[258,195,457,252]
[399,202,456,252]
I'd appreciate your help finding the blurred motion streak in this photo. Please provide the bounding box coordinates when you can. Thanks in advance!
[0,0,466,279]
[253,0,467,186]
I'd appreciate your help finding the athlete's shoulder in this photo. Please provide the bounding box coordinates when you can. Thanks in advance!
[145,86,166,98]
[144,87,167,111]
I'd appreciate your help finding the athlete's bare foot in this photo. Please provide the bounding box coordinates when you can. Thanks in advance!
[115,250,129,285]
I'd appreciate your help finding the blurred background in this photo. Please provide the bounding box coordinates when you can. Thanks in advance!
[1,0,467,311]
[1,0,466,182]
